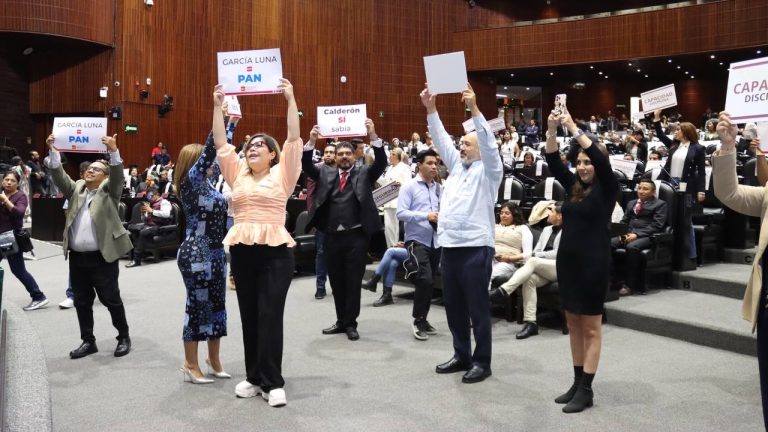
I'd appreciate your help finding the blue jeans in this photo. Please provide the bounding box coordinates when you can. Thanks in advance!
[375,247,408,288]
[315,231,327,289]
[2,251,46,301]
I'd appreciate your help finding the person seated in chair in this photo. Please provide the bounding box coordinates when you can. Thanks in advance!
[490,203,562,339]
[610,178,667,295]
[491,201,532,285]
[126,186,173,267]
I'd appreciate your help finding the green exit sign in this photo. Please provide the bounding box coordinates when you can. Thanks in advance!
[124,124,138,134]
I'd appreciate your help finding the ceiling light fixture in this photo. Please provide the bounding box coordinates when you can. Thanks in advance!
[589,66,594,69]
[677,66,681,69]
[628,63,633,66]
[684,71,689,74]
[510,73,515,77]
[668,59,673,63]
[637,69,641,72]
[549,72,554,76]
[598,71,603,75]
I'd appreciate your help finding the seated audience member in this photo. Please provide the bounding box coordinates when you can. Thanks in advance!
[610,179,667,295]
[127,167,141,194]
[361,243,407,306]
[158,170,173,196]
[648,150,662,161]
[625,130,648,163]
[137,174,156,193]
[559,151,572,170]
[126,186,173,267]
[490,203,563,339]
[491,201,532,285]
[153,145,172,167]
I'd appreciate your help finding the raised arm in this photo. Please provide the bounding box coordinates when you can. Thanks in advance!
[543,112,575,190]
[421,85,460,172]
[213,85,241,187]
[713,111,764,217]
[102,134,125,201]
[45,134,77,199]
[302,125,321,180]
[464,84,503,187]
[275,79,303,195]
[281,78,300,143]
[365,118,387,182]
[653,110,674,147]
[186,132,217,190]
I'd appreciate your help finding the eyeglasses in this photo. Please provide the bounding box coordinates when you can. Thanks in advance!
[247,140,269,150]
[87,166,106,174]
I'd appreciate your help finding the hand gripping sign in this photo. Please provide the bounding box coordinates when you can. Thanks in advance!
[52,117,108,153]
[217,48,283,95]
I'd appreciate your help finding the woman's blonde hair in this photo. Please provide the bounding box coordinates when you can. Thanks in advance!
[390,147,403,162]
[174,143,204,194]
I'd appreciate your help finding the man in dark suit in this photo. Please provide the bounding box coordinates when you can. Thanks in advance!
[611,179,667,296]
[302,119,387,340]
[46,133,133,359]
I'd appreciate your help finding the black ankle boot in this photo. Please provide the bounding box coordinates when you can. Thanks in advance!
[562,385,594,413]
[555,366,583,404]
[362,274,381,293]
[373,288,393,307]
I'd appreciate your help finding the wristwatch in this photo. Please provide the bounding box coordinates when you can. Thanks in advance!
[573,129,585,138]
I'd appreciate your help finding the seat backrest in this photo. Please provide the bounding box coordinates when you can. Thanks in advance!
[498,176,525,203]
[743,158,757,186]
[294,210,311,235]
[533,178,565,201]
[129,202,144,224]
[656,181,676,229]
[118,202,127,222]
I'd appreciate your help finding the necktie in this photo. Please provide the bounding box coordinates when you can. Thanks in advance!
[634,200,643,215]
[340,171,349,192]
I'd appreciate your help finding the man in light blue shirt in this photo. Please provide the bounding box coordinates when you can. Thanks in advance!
[420,84,503,383]
[397,148,441,341]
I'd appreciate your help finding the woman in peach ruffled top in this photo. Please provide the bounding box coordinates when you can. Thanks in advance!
[212,79,301,408]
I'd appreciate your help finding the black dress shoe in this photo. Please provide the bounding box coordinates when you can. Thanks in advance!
[314,288,326,299]
[345,327,359,341]
[70,341,98,359]
[373,293,393,307]
[114,337,131,357]
[435,357,471,374]
[361,274,381,292]
[125,260,141,268]
[462,365,492,383]
[489,287,508,305]
[516,321,539,340]
[322,323,345,335]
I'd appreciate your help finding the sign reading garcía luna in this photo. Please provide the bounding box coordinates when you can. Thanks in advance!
[217,48,283,95]
[52,117,108,153]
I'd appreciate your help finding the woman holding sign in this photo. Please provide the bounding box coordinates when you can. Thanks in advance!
[544,107,618,413]
[653,109,706,261]
[214,79,302,408]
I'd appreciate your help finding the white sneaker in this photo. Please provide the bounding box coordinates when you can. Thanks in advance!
[261,388,287,407]
[59,298,74,309]
[22,252,36,261]
[23,298,49,311]
[234,380,259,398]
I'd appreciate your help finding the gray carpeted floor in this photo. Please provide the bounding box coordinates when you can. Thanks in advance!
[2,240,763,431]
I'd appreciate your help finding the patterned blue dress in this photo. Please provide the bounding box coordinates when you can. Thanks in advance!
[178,133,228,341]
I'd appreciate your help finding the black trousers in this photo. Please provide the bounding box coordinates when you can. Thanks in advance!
[230,244,293,392]
[127,223,160,258]
[610,236,653,292]
[757,296,768,431]
[324,229,369,329]
[68,251,129,343]
[406,241,440,321]
[441,246,493,368]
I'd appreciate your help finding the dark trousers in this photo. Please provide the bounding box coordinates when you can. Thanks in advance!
[758,297,768,431]
[230,244,294,392]
[610,236,653,292]
[324,229,368,329]
[1,251,45,301]
[315,230,327,289]
[68,251,129,343]
[441,246,493,368]
[406,241,440,321]
[127,223,160,260]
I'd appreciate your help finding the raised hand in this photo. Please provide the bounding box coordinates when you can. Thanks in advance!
[461,83,477,110]
[420,84,437,113]
[46,134,56,151]
[547,111,561,131]
[309,125,320,143]
[102,134,118,152]
[213,84,225,107]
[653,109,662,122]
[278,78,294,101]
[365,118,377,139]
[716,111,738,148]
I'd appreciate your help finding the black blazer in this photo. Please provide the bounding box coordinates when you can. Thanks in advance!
[621,197,667,238]
[654,121,706,194]
[302,144,387,236]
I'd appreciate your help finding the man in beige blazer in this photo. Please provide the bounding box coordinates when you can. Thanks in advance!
[46,133,133,359]
[711,112,766,430]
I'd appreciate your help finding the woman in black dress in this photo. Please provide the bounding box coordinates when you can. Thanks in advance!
[544,109,618,413]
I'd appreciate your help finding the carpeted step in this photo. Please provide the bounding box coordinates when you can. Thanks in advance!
[672,263,750,300]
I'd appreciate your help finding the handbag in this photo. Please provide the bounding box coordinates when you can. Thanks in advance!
[0,230,18,256]
[15,229,33,253]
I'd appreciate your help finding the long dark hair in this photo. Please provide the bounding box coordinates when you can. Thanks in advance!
[499,201,525,226]
[570,141,609,203]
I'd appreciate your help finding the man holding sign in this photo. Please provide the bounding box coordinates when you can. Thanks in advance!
[302,119,387,341]
[45,132,133,360]
[420,83,502,383]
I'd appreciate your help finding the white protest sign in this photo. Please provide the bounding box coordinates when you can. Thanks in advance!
[610,158,638,179]
[488,117,506,132]
[373,182,401,207]
[725,56,768,123]
[317,104,367,138]
[757,122,768,153]
[225,96,242,118]
[52,117,108,153]
[217,48,283,95]
[645,159,663,172]
[424,51,468,95]
[641,84,677,114]
[462,118,476,133]
[630,97,643,121]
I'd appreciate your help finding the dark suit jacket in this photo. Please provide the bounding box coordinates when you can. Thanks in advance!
[654,121,706,194]
[621,196,667,238]
[302,144,387,236]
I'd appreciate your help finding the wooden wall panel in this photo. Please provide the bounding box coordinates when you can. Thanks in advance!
[0,0,114,45]
[453,0,768,70]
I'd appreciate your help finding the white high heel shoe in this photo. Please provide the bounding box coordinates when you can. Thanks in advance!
[206,359,232,379]
[181,366,214,384]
